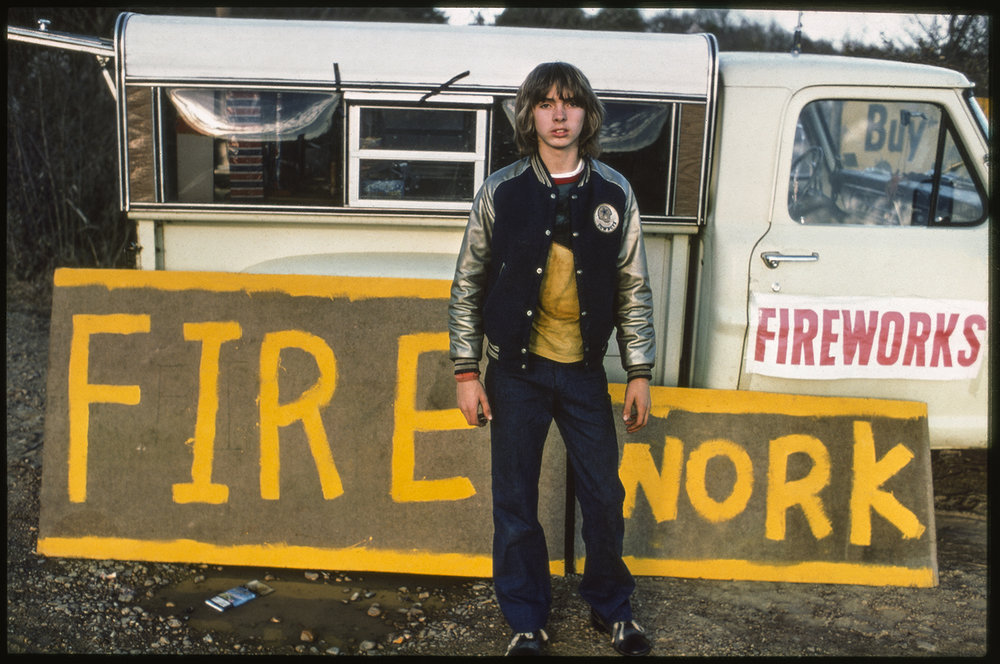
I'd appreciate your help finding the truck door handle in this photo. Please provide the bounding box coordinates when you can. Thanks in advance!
[761,251,819,269]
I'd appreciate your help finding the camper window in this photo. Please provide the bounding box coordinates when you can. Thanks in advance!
[348,106,486,209]
[491,98,701,222]
[155,88,344,206]
[125,85,710,224]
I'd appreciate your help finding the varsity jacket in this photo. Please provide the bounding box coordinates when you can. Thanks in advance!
[449,154,655,379]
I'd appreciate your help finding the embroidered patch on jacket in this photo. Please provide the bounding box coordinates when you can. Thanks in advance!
[593,203,620,233]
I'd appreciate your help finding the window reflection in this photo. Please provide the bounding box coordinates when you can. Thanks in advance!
[167,89,343,205]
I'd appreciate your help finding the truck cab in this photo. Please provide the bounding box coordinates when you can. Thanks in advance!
[700,53,989,448]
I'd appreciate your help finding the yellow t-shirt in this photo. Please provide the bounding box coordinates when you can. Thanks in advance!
[529,241,584,362]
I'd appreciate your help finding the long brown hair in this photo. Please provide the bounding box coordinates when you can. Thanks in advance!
[514,62,605,158]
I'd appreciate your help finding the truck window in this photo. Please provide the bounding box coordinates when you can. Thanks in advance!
[788,99,986,227]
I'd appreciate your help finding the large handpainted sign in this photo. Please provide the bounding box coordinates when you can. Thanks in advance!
[39,269,937,587]
[600,385,936,587]
[39,268,567,577]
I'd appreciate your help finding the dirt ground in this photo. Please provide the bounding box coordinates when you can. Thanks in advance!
[6,275,989,656]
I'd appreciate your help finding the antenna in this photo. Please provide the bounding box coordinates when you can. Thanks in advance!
[791,11,803,55]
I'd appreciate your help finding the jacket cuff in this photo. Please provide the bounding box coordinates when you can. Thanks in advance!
[453,358,481,376]
[626,364,652,382]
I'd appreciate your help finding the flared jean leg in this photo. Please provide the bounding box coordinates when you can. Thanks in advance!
[551,362,635,624]
[486,360,555,633]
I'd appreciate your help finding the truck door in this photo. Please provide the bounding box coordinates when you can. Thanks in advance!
[744,87,989,448]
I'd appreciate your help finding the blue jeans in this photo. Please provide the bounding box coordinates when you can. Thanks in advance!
[485,355,635,633]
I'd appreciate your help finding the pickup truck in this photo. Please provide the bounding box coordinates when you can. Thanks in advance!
[9,12,990,448]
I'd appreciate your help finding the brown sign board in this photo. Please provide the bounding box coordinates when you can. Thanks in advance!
[579,386,937,587]
[39,268,566,577]
[40,269,936,587]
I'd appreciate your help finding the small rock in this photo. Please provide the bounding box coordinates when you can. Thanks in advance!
[300,629,315,642]
[359,640,377,651]
[304,571,320,581]
[367,603,382,617]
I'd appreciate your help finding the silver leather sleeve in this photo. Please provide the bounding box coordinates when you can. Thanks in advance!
[614,181,657,371]
[448,182,496,363]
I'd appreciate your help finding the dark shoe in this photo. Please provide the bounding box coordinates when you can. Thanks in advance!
[591,609,652,656]
[505,629,549,656]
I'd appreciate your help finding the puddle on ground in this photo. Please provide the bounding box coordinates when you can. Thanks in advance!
[140,565,473,652]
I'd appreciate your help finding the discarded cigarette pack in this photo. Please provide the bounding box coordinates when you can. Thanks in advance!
[205,579,274,612]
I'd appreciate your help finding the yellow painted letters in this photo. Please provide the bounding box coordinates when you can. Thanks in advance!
[849,421,925,545]
[172,322,242,504]
[685,439,754,522]
[67,313,150,502]
[259,330,342,500]
[620,438,683,522]
[391,332,474,502]
[765,434,832,541]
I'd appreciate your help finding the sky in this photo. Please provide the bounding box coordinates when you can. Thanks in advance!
[440,7,945,49]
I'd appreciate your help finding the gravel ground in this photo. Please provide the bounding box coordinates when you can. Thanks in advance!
[6,275,989,656]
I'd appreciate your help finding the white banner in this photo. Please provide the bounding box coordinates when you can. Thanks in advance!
[747,294,988,381]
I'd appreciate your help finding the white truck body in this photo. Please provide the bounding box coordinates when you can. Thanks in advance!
[9,13,990,448]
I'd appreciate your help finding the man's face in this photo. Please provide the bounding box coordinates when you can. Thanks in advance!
[532,84,586,156]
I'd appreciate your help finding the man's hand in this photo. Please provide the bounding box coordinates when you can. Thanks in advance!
[623,377,651,433]
[457,379,492,427]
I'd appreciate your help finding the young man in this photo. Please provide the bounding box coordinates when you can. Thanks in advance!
[449,62,655,657]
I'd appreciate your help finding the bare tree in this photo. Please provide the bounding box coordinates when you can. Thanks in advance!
[909,14,989,96]
[840,13,989,97]
[6,8,127,280]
